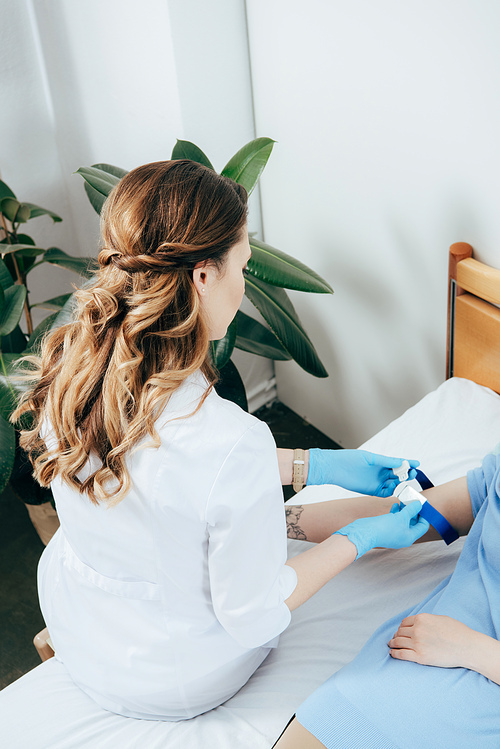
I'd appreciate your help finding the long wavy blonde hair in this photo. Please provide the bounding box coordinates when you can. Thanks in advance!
[14,160,248,504]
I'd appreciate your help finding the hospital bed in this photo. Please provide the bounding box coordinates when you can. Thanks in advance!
[1,242,500,748]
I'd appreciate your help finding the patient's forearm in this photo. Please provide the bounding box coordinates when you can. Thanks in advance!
[286,476,474,544]
[286,497,393,543]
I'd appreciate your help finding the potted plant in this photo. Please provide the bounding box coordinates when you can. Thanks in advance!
[0,178,96,542]
[77,138,333,409]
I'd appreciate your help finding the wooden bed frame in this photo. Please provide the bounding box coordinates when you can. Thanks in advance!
[447,242,500,394]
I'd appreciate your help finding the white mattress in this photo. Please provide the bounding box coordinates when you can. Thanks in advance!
[2,377,500,748]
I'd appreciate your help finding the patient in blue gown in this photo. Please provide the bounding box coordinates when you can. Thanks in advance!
[274,452,500,749]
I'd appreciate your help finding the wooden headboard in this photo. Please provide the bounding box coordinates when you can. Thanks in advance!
[447,242,500,394]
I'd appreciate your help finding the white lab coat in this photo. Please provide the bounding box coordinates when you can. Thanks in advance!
[38,372,297,720]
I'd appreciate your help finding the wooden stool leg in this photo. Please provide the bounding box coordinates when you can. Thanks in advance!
[33,627,55,662]
[26,502,60,546]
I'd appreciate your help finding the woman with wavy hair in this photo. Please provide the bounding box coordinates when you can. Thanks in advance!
[14,160,423,720]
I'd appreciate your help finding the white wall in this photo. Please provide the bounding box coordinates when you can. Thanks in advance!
[0,0,77,324]
[4,0,500,435]
[1,0,274,408]
[31,0,183,256]
[246,0,500,445]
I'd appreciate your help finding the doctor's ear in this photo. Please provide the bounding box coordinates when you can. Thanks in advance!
[192,263,209,295]
[193,261,219,295]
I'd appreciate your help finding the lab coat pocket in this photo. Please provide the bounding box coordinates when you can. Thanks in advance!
[61,534,159,601]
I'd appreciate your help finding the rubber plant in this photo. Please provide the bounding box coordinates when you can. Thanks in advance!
[0,178,96,500]
[77,138,333,411]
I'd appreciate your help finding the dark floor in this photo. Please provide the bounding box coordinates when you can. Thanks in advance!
[0,483,46,689]
[0,400,340,691]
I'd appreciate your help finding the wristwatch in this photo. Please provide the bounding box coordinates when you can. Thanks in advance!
[292,449,305,493]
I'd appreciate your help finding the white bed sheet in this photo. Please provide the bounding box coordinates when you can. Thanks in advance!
[1,377,500,748]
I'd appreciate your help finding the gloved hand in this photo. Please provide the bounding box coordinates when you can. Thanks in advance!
[334,501,430,559]
[307,449,420,497]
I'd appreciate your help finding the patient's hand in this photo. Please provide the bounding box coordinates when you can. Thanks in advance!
[388,613,475,669]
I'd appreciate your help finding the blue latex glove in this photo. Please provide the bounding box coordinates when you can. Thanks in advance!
[334,500,430,559]
[307,448,420,497]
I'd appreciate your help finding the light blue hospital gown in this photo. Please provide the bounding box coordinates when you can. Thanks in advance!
[296,453,500,748]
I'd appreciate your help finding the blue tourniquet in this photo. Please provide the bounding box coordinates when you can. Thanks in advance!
[413,470,459,545]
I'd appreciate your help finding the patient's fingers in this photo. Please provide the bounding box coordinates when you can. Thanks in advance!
[390,617,416,642]
[388,647,416,661]
[388,635,415,649]
[393,624,414,637]
[399,615,417,627]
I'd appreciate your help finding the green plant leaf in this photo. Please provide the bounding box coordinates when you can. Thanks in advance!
[84,183,106,215]
[0,354,31,418]
[81,163,128,216]
[0,236,40,276]
[76,166,121,194]
[171,140,214,169]
[0,351,29,375]
[244,275,328,378]
[248,237,333,294]
[26,311,59,352]
[9,446,53,505]
[1,325,28,354]
[0,180,16,202]
[23,202,63,223]
[211,317,237,370]
[0,250,18,286]
[234,310,291,360]
[76,166,121,214]
[221,137,275,195]
[27,290,79,352]
[91,163,128,180]
[32,293,73,310]
[15,203,31,224]
[214,359,248,411]
[41,247,98,278]
[0,377,16,421]
[1,197,21,223]
[0,413,15,494]
[12,233,35,246]
[0,258,14,290]
[47,291,78,331]
[0,285,27,336]
[0,243,46,256]
[16,247,38,275]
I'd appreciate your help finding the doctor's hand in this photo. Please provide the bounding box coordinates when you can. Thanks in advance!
[307,448,420,497]
[388,614,476,669]
[333,500,429,559]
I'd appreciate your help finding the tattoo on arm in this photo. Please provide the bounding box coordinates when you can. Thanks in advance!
[286,505,307,541]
